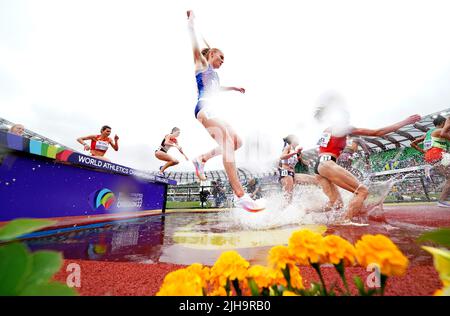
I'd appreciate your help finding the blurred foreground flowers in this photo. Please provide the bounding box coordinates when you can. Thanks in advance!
[157,229,410,296]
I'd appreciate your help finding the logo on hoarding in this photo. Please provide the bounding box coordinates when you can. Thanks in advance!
[93,188,116,210]
[117,193,144,209]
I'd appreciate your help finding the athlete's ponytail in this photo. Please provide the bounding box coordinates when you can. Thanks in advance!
[201,48,210,58]
[201,48,221,60]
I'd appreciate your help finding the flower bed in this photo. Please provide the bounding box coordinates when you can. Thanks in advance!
[157,229,415,296]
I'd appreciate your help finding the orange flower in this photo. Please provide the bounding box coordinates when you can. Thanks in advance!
[157,268,203,296]
[209,287,227,296]
[322,235,356,265]
[288,229,325,265]
[210,251,249,289]
[247,265,286,290]
[355,234,408,276]
[433,289,443,296]
[268,245,296,270]
[289,265,304,290]
[186,263,210,288]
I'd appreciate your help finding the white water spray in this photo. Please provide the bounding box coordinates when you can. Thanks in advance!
[222,184,355,230]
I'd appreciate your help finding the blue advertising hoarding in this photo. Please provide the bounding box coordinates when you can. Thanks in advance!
[0,131,176,226]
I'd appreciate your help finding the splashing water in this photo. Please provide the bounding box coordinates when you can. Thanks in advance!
[363,171,426,218]
[222,185,355,230]
[223,167,424,230]
[364,178,397,213]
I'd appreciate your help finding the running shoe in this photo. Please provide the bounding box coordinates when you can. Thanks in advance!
[235,194,265,212]
[192,158,207,181]
[157,171,165,178]
[437,201,450,208]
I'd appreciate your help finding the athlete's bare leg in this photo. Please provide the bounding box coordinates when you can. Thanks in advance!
[197,111,244,197]
[155,151,179,173]
[281,176,294,205]
[318,161,369,220]
[315,174,343,210]
[294,174,320,186]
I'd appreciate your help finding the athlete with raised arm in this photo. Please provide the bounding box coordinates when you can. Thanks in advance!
[314,107,421,220]
[187,10,264,212]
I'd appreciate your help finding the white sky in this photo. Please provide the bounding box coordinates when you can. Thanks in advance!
[1,0,450,172]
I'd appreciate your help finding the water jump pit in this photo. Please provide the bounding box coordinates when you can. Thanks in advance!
[19,203,450,296]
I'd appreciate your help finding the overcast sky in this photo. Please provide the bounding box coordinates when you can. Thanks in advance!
[1,0,450,173]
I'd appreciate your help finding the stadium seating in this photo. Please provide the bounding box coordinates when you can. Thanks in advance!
[352,147,424,172]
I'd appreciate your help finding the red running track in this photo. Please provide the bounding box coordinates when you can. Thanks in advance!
[383,203,450,227]
[53,260,441,296]
[52,203,449,296]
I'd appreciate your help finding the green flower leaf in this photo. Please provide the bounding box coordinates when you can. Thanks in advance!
[0,243,32,295]
[20,282,78,296]
[418,228,450,248]
[270,285,279,296]
[261,288,270,296]
[366,289,378,296]
[26,251,63,286]
[282,267,291,284]
[353,276,367,296]
[232,279,242,296]
[225,278,231,296]
[0,219,56,241]
[248,278,260,296]
[309,282,322,296]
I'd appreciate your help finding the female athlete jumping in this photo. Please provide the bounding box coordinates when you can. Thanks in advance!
[155,127,189,176]
[187,10,264,212]
[77,125,119,161]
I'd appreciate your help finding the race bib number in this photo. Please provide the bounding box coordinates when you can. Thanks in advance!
[423,139,432,151]
[319,155,332,163]
[95,140,109,151]
[317,132,331,147]
[280,169,288,177]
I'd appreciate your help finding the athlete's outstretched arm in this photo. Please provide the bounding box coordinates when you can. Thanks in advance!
[187,10,207,70]
[410,135,426,153]
[220,86,246,94]
[279,145,292,160]
[164,134,188,160]
[177,146,189,161]
[351,115,421,137]
[77,135,96,151]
